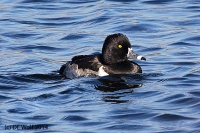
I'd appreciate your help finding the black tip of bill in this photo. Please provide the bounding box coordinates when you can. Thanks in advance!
[141,57,146,61]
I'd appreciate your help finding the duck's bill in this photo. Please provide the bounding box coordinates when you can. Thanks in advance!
[127,48,146,61]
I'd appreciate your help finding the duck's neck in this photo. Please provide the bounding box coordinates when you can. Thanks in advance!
[102,54,127,65]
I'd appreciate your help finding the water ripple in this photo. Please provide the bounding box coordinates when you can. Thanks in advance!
[153,113,196,121]
[61,115,88,121]
[143,0,176,4]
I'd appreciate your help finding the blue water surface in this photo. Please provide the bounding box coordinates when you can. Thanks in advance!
[0,0,200,132]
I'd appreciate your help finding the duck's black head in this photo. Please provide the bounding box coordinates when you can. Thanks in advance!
[102,33,146,65]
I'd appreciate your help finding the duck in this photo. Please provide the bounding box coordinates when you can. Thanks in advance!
[59,33,146,79]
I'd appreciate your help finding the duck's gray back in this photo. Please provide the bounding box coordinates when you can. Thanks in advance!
[61,62,98,79]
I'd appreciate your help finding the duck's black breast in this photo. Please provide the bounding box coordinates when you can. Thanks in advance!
[103,61,142,75]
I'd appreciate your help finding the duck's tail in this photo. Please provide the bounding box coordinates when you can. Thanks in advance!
[59,64,67,75]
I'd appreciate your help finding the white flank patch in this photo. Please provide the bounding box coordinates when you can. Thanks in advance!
[98,66,109,76]
[137,55,143,60]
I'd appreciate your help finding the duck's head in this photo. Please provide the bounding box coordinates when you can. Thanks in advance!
[102,33,146,64]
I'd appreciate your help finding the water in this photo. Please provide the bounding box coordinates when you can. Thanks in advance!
[0,0,200,132]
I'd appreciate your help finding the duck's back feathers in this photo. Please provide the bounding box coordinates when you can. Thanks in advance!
[72,54,102,71]
[72,55,93,62]
[60,54,103,78]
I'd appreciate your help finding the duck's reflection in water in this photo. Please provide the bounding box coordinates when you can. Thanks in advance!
[95,75,143,103]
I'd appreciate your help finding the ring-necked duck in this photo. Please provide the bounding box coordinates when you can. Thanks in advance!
[59,33,146,79]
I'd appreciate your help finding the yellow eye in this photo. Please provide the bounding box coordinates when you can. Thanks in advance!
[118,44,122,49]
